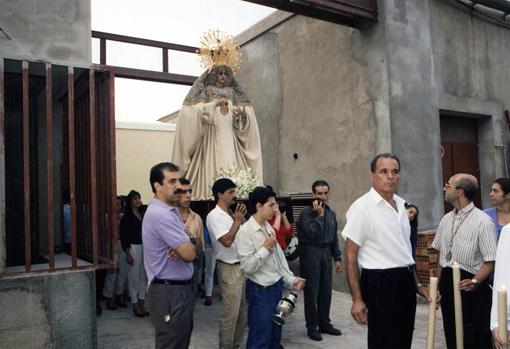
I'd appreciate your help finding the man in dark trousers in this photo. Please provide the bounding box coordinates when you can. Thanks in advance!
[297,179,342,341]
[143,162,197,349]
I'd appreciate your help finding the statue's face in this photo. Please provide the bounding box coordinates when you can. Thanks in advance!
[215,67,231,87]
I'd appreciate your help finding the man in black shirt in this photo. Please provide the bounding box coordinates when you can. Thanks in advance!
[297,180,342,341]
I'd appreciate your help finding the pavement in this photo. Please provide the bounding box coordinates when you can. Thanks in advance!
[97,289,447,349]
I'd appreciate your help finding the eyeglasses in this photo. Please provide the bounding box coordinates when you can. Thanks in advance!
[175,189,192,194]
[444,182,461,190]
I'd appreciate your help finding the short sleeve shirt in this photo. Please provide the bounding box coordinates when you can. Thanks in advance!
[341,188,414,269]
[142,198,193,281]
[206,205,239,263]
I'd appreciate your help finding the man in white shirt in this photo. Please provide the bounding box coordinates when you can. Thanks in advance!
[236,186,305,348]
[342,153,431,349]
[206,178,247,349]
[491,224,510,349]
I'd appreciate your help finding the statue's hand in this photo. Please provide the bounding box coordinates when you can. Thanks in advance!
[233,106,248,130]
[201,107,216,126]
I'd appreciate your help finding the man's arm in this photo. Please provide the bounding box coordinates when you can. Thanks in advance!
[345,238,368,325]
[175,241,197,262]
[218,204,246,247]
[330,217,342,271]
[459,261,494,291]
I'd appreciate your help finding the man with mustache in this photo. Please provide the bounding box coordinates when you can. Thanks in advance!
[142,162,197,349]
[206,178,248,349]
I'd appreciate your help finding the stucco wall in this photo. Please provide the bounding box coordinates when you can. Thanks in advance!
[0,0,91,64]
[239,15,378,224]
[116,122,176,202]
[430,0,510,207]
[0,270,96,349]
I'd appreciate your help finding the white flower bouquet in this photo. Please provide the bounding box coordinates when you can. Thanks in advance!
[213,165,260,199]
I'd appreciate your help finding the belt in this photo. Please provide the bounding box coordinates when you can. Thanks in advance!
[217,260,240,265]
[152,278,192,285]
[362,265,416,273]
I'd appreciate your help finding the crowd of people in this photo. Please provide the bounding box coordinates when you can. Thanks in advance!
[97,153,510,349]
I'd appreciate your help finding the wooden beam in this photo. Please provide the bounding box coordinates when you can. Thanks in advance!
[89,69,99,265]
[46,63,55,271]
[68,67,78,268]
[22,61,31,272]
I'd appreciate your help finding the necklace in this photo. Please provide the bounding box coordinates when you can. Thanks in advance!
[445,206,475,262]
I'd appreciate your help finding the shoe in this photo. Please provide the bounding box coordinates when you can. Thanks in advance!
[319,325,342,336]
[115,295,127,308]
[204,296,212,306]
[96,303,103,316]
[139,299,150,316]
[133,303,144,317]
[307,330,323,341]
[106,298,118,310]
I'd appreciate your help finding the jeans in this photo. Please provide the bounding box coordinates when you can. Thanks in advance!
[246,278,283,349]
[204,244,216,297]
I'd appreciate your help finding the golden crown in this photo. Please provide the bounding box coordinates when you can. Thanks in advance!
[197,30,241,74]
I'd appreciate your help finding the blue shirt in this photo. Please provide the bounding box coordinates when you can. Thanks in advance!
[484,207,503,239]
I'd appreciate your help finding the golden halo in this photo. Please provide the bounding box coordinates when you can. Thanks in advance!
[197,29,242,74]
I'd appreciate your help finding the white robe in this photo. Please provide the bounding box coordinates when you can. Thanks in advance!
[171,96,263,200]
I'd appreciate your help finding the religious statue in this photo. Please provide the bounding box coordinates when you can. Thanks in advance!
[171,30,263,199]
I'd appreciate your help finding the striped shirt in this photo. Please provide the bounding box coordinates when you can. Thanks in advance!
[431,202,497,274]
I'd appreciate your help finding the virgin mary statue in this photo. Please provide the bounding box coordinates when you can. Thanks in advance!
[171,30,263,199]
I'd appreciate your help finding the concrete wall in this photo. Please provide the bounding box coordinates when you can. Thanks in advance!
[430,0,510,207]
[239,14,379,225]
[116,121,176,201]
[0,269,96,349]
[0,0,91,65]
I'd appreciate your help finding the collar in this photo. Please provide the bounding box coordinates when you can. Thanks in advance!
[454,202,475,216]
[368,187,405,208]
[245,216,274,235]
[150,198,178,213]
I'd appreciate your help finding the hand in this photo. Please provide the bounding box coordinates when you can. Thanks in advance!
[418,285,441,308]
[493,328,510,349]
[312,199,325,217]
[293,277,305,290]
[274,204,282,219]
[351,299,368,325]
[459,278,477,292]
[167,249,180,260]
[233,203,247,223]
[263,234,277,251]
[335,260,342,272]
[126,251,134,266]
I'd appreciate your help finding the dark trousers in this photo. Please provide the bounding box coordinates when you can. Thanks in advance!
[148,282,195,349]
[246,279,283,349]
[439,267,492,349]
[361,267,417,349]
[299,245,333,330]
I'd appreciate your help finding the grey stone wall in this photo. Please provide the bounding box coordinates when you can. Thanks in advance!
[430,0,510,208]
[0,0,91,64]
[0,270,97,349]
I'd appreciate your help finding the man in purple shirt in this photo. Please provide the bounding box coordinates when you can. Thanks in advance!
[143,162,197,349]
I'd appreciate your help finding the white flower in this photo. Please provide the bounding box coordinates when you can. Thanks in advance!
[212,165,261,199]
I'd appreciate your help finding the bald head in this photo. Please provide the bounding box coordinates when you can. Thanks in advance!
[451,173,478,201]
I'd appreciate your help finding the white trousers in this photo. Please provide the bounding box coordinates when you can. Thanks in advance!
[102,240,127,298]
[126,244,147,303]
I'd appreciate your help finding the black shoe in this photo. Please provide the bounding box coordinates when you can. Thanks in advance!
[319,325,342,336]
[115,295,127,308]
[204,296,212,306]
[106,298,118,310]
[307,330,323,341]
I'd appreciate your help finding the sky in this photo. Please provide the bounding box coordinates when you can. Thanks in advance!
[91,0,275,123]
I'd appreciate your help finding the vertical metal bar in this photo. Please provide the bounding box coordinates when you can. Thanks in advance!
[89,69,99,265]
[22,61,31,272]
[68,66,77,268]
[108,70,117,261]
[100,38,106,65]
[0,59,5,274]
[46,63,55,270]
[162,48,168,73]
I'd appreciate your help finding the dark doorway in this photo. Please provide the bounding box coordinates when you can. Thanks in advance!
[440,113,482,213]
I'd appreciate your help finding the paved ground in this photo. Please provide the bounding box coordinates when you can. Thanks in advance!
[98,289,447,349]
